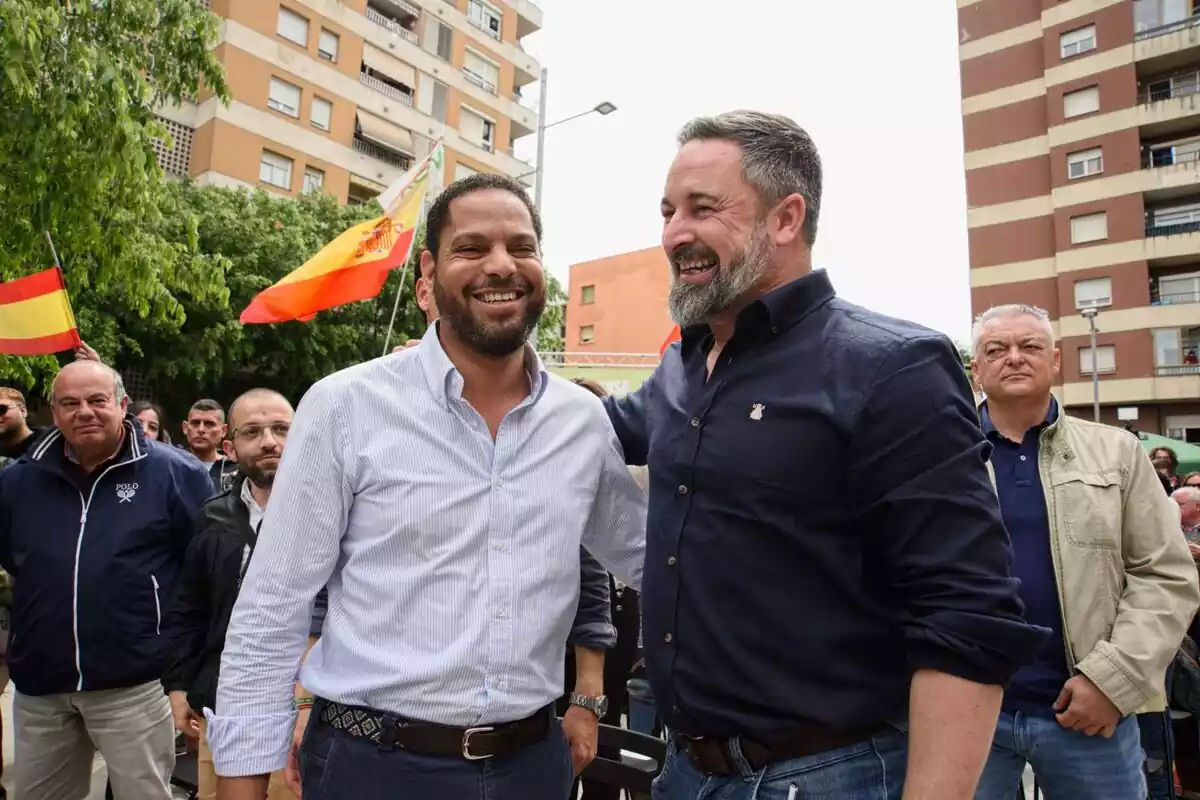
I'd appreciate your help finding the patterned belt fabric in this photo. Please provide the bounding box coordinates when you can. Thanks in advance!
[320,701,386,744]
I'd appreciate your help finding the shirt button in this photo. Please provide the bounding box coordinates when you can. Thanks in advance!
[667,556,677,566]
[494,606,507,618]
[664,632,673,643]
[690,417,700,428]
[677,485,688,495]
[1019,455,1027,461]
[492,541,505,551]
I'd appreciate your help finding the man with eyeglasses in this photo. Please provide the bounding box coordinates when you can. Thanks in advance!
[163,388,326,800]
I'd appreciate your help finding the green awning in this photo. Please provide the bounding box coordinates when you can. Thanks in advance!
[1137,431,1200,475]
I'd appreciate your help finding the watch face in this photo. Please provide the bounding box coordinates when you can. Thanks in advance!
[596,695,609,718]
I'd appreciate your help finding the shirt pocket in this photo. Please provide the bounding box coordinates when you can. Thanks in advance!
[1050,469,1123,550]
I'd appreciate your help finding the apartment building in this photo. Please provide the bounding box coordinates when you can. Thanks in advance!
[959,0,1200,438]
[150,0,542,205]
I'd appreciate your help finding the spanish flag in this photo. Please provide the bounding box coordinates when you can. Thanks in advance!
[660,324,681,356]
[0,267,82,355]
[240,144,444,324]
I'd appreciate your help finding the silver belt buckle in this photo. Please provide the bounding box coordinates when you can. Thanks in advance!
[462,726,496,760]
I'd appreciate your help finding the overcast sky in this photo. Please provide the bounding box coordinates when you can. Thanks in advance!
[512,0,973,343]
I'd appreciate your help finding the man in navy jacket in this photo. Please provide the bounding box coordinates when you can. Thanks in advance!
[0,360,212,800]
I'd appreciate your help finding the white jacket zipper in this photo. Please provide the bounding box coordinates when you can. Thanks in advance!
[151,575,161,635]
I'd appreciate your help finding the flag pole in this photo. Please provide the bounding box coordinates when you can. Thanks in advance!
[44,231,63,270]
[381,200,427,357]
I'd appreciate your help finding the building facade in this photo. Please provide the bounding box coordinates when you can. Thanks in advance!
[959,0,1200,438]
[152,0,542,204]
[555,246,674,395]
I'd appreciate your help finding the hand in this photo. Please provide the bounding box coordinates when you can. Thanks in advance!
[283,706,310,797]
[1054,674,1120,737]
[168,690,201,737]
[392,340,421,354]
[562,705,599,775]
[73,341,101,362]
[1188,541,1200,562]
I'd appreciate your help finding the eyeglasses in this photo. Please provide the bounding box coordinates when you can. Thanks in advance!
[233,423,291,442]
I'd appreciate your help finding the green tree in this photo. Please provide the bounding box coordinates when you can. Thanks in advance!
[112,182,426,417]
[538,274,567,353]
[0,0,228,388]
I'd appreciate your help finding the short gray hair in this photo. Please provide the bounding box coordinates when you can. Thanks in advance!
[1174,486,1200,504]
[49,363,127,406]
[677,110,822,245]
[971,304,1055,355]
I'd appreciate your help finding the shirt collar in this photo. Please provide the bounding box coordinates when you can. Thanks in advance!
[417,319,548,410]
[63,417,138,468]
[680,269,837,346]
[240,476,263,515]
[980,396,1060,440]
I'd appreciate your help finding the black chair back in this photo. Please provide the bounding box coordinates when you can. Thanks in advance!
[579,724,668,794]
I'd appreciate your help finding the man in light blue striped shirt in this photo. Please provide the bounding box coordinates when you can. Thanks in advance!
[206,174,647,800]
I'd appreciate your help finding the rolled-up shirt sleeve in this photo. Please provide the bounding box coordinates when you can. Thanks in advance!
[848,335,1047,686]
[204,379,350,777]
[569,547,616,651]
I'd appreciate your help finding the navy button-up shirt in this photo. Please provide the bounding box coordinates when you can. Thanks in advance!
[604,270,1045,739]
[981,400,1070,715]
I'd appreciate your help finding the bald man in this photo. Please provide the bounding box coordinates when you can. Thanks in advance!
[0,360,212,800]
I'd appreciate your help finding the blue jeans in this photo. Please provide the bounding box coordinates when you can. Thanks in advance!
[975,711,1145,799]
[297,709,572,800]
[651,725,907,799]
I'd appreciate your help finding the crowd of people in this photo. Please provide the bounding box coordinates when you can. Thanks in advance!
[0,108,1197,800]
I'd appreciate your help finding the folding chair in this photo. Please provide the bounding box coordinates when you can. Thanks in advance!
[579,724,668,800]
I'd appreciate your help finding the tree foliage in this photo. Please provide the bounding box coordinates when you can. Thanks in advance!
[0,0,228,387]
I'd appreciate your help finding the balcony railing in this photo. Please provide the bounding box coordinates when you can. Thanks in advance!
[1139,69,1200,103]
[463,70,497,94]
[365,6,418,44]
[1136,14,1200,41]
[353,137,412,170]
[1147,217,1200,237]
[360,72,413,106]
[1142,139,1200,167]
[1152,282,1200,305]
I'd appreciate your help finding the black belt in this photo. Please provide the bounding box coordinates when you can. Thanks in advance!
[316,698,551,761]
[676,722,887,776]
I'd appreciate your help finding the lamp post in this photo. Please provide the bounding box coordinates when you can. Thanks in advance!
[1082,307,1100,422]
[524,67,616,212]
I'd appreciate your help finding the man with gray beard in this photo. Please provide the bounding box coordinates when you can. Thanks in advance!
[601,110,1046,799]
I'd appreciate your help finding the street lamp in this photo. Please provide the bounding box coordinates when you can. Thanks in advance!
[527,67,616,212]
[1081,307,1101,422]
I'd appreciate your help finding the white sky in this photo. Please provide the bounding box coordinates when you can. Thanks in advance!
[512,0,973,343]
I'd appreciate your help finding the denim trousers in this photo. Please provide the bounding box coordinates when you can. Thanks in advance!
[974,711,1145,799]
[651,725,908,800]
[297,710,572,800]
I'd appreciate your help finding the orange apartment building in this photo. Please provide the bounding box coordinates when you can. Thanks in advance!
[959,0,1200,438]
[565,246,674,354]
[151,0,543,204]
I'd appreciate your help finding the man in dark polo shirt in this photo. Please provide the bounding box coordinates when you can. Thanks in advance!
[603,110,1046,799]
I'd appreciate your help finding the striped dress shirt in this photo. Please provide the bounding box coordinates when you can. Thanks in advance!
[204,321,648,777]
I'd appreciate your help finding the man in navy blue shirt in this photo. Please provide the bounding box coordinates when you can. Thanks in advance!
[603,110,1046,799]
[970,304,1198,800]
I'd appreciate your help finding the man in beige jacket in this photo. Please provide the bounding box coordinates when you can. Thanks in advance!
[971,303,1200,799]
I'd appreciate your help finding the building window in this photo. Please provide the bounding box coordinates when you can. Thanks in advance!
[581,285,596,304]
[435,21,453,62]
[454,163,478,181]
[303,166,325,195]
[463,49,500,94]
[580,325,595,344]
[1136,0,1200,34]
[1073,277,1112,310]
[259,151,293,189]
[1063,85,1100,118]
[1067,147,1103,179]
[277,7,309,47]
[460,107,496,152]
[1079,344,1116,375]
[318,29,339,62]
[311,96,332,131]
[1060,25,1096,59]
[467,0,502,39]
[1069,212,1108,244]
[431,81,448,122]
[267,78,302,118]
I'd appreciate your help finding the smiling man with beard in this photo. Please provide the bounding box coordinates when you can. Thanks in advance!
[601,111,1048,800]
[162,388,328,800]
[206,173,647,800]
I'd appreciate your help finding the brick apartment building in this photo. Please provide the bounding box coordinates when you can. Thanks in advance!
[959,0,1200,438]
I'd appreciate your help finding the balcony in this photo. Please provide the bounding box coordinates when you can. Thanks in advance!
[360,68,414,106]
[353,137,412,170]
[1140,67,1200,103]
[366,3,418,45]
[1135,1,1200,42]
[512,0,543,39]
[1154,325,1200,375]
[1147,198,1200,236]
[463,69,497,95]
[1153,265,1200,306]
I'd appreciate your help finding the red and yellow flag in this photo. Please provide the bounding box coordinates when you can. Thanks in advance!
[660,324,681,356]
[240,144,444,324]
[0,267,82,355]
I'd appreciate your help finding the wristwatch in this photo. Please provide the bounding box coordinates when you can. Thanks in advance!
[568,692,609,719]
